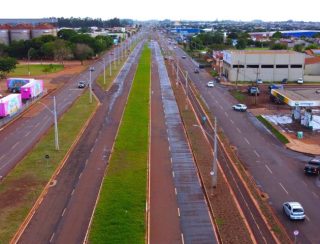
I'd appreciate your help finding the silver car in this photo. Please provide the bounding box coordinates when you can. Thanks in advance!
[283,202,305,220]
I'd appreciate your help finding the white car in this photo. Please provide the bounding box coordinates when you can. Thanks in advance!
[206,81,215,88]
[283,202,305,220]
[256,79,263,84]
[232,104,247,112]
[297,78,304,84]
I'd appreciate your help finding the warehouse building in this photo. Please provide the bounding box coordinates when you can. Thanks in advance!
[222,50,305,82]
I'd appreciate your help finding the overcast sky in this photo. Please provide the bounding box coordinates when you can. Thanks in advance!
[2,0,319,22]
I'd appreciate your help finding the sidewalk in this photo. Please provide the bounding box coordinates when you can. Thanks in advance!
[285,134,320,155]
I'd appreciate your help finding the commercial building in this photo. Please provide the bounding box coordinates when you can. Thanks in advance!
[0,19,58,45]
[222,50,305,82]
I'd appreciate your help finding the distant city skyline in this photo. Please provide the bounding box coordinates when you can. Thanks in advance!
[2,0,320,22]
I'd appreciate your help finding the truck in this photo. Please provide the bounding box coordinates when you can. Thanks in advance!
[20,79,44,101]
[7,78,35,93]
[0,94,22,117]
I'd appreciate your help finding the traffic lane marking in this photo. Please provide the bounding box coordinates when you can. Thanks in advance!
[265,165,273,174]
[254,150,260,158]
[244,137,250,145]
[279,182,289,195]
[236,127,242,133]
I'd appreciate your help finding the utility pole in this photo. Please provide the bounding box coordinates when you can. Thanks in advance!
[89,67,94,104]
[103,58,106,85]
[185,71,189,110]
[236,60,239,90]
[212,117,218,189]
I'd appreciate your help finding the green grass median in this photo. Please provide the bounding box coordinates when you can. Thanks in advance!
[0,91,97,243]
[257,115,289,144]
[89,45,151,244]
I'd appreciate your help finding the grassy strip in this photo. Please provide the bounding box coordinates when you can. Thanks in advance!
[257,115,289,144]
[96,60,124,90]
[0,91,97,243]
[230,90,246,102]
[89,45,150,243]
[9,64,64,76]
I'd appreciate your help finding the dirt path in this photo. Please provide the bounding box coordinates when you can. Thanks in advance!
[149,47,182,244]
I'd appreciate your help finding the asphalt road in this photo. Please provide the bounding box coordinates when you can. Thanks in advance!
[166,38,320,243]
[0,36,137,180]
[17,40,144,243]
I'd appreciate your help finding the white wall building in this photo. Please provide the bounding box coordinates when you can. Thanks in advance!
[222,50,305,82]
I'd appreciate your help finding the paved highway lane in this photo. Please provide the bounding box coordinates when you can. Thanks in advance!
[17,41,145,244]
[169,42,320,243]
[0,35,138,179]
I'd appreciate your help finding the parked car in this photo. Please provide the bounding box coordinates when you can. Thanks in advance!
[78,81,86,88]
[297,78,304,84]
[194,68,199,73]
[256,79,263,84]
[182,55,186,59]
[248,86,260,96]
[206,81,215,88]
[283,202,305,220]
[304,157,320,175]
[282,78,288,84]
[232,103,247,112]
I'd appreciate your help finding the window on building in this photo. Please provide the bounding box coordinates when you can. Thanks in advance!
[291,64,303,68]
[246,65,259,68]
[233,64,244,68]
[261,65,274,68]
[276,65,288,68]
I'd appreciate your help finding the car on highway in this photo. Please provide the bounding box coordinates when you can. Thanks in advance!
[206,81,215,88]
[304,157,320,175]
[194,68,199,73]
[283,202,305,220]
[232,103,247,112]
[78,81,86,88]
[182,55,186,59]
[297,78,304,84]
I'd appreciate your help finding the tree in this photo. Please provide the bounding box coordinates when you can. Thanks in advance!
[293,44,304,52]
[270,43,287,50]
[57,29,78,41]
[236,39,247,50]
[41,42,55,59]
[73,43,94,64]
[305,43,319,50]
[272,31,282,39]
[53,39,72,63]
[0,57,17,78]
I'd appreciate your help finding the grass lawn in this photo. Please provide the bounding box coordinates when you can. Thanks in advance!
[257,115,289,144]
[230,90,246,102]
[0,91,97,243]
[89,45,151,243]
[9,64,64,76]
[96,61,123,90]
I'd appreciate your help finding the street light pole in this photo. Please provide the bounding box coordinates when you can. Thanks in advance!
[53,96,59,150]
[103,58,106,85]
[89,67,93,103]
[212,117,218,188]
[185,71,189,110]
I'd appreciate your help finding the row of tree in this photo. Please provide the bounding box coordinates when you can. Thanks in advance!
[188,31,319,52]
[0,29,114,64]
[58,17,133,28]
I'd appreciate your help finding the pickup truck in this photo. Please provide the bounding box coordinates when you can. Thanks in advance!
[304,158,320,175]
[248,86,260,96]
